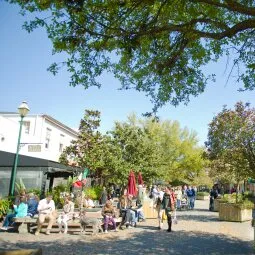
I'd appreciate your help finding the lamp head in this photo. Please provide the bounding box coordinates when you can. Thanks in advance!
[18,101,30,117]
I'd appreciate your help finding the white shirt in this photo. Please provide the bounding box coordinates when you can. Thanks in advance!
[38,198,55,215]
[84,199,95,208]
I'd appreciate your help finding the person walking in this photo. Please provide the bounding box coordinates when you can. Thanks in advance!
[155,187,165,230]
[35,194,56,235]
[162,186,176,232]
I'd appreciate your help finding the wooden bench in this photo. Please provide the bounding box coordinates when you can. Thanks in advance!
[13,209,122,234]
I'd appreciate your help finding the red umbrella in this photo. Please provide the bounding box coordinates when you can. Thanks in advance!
[127,170,137,196]
[138,172,144,185]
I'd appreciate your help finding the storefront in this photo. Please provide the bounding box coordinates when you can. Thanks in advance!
[0,150,81,197]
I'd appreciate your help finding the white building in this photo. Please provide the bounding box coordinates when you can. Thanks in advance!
[0,113,78,162]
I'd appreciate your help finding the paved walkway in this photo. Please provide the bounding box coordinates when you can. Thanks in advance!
[0,200,254,255]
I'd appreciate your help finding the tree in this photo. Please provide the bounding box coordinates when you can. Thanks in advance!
[205,102,255,187]
[59,109,114,183]
[109,117,162,184]
[111,113,206,184]
[8,0,255,112]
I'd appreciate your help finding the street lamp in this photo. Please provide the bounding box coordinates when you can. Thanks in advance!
[9,101,30,196]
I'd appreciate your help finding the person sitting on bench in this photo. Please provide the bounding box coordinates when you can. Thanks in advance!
[1,196,28,231]
[27,193,39,217]
[84,195,95,208]
[35,194,56,235]
[57,196,74,234]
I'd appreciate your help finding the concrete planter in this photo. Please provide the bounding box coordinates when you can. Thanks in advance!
[196,195,209,200]
[219,203,253,222]
[213,199,221,212]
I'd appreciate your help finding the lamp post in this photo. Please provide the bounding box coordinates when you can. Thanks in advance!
[9,101,30,196]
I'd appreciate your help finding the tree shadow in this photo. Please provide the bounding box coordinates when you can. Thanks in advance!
[176,214,219,222]
[0,230,253,255]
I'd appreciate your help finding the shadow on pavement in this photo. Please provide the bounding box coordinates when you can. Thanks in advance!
[176,214,219,222]
[0,230,253,255]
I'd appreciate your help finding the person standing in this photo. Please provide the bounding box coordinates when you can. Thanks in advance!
[186,186,195,210]
[175,187,182,210]
[35,194,56,235]
[162,186,176,232]
[100,187,108,205]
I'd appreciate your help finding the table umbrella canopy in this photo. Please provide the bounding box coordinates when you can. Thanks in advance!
[138,172,144,185]
[127,170,137,196]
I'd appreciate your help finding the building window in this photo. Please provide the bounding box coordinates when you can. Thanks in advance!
[45,138,50,149]
[45,128,51,149]
[59,143,63,152]
[23,121,30,134]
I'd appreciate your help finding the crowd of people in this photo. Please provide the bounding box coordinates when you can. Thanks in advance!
[149,185,197,232]
[0,188,146,235]
[0,184,199,235]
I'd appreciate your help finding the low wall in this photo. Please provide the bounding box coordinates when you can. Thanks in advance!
[219,203,253,222]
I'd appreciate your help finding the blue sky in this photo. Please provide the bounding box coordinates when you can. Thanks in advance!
[1,2,254,146]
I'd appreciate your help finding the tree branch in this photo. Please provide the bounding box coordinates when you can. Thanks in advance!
[193,0,255,16]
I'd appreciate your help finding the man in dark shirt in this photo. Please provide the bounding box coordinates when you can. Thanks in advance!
[27,193,39,217]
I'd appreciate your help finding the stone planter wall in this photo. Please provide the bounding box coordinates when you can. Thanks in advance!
[196,195,209,200]
[213,199,221,212]
[219,203,253,222]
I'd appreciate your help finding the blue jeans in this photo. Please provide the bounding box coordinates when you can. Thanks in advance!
[176,199,181,209]
[3,213,16,227]
[188,197,195,209]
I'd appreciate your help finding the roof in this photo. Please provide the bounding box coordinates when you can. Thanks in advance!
[0,113,79,137]
[0,150,81,174]
[43,114,78,137]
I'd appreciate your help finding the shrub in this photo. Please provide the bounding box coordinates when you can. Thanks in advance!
[0,199,12,220]
[243,191,254,199]
[47,184,67,209]
[27,188,41,197]
[233,199,254,210]
[84,186,103,200]
[197,192,209,196]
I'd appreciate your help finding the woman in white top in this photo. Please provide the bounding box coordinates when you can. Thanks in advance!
[175,186,183,210]
[84,196,95,208]
[57,196,74,234]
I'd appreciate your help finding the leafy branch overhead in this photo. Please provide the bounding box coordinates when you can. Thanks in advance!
[9,0,255,111]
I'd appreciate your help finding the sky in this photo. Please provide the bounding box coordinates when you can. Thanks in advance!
[1,2,254,146]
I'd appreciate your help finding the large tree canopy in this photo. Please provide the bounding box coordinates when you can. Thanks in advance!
[8,0,255,112]
[205,102,255,183]
[60,110,206,185]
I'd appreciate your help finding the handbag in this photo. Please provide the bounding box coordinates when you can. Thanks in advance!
[162,211,167,221]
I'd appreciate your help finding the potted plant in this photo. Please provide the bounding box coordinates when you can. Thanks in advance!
[219,194,254,222]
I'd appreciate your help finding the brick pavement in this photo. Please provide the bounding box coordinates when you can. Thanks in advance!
[0,200,254,255]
